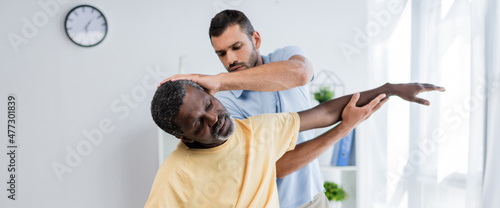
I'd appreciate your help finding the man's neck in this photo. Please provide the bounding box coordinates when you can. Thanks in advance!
[255,55,264,66]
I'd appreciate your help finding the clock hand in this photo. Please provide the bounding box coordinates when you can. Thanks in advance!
[84,19,93,33]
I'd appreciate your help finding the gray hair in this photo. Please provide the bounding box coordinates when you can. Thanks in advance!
[151,80,204,137]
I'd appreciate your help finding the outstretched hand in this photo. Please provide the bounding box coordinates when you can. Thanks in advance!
[393,83,446,106]
[158,74,221,95]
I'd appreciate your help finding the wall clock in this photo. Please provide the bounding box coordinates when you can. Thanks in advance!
[64,5,108,47]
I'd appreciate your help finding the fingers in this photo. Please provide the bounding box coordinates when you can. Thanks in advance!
[416,83,442,105]
[348,92,360,107]
[371,97,389,112]
[421,83,446,92]
[414,97,430,106]
[157,74,193,88]
[366,93,387,109]
[363,98,390,120]
[157,75,178,87]
[169,75,193,82]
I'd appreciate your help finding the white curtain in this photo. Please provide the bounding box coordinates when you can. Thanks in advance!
[360,0,499,207]
[480,0,500,207]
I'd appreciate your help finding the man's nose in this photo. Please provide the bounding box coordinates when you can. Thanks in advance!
[227,52,237,65]
[204,111,218,127]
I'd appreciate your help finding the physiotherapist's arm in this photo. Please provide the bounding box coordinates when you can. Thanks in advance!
[276,122,352,178]
[159,55,313,95]
[217,55,314,92]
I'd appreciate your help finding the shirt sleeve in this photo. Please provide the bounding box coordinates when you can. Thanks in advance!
[269,46,313,82]
[247,112,300,161]
[269,45,306,62]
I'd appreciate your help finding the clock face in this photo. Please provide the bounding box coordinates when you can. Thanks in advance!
[65,5,107,47]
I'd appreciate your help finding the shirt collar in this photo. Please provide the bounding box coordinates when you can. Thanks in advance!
[230,90,244,98]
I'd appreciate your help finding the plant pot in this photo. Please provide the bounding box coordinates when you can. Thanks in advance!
[329,200,342,208]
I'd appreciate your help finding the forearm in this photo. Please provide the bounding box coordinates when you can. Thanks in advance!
[323,82,395,123]
[298,83,394,131]
[276,122,352,179]
[217,58,312,92]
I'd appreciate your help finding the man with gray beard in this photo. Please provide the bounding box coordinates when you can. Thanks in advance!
[144,79,394,207]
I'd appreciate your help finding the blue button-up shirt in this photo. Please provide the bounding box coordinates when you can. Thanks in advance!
[215,46,324,208]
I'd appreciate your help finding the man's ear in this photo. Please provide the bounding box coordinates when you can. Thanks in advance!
[252,31,261,49]
[177,135,194,143]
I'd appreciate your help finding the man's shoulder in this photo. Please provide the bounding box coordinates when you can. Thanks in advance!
[265,45,306,62]
[162,144,192,166]
[243,112,299,127]
[270,45,304,54]
[215,90,237,99]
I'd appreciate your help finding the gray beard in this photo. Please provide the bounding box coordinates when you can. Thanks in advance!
[213,114,235,141]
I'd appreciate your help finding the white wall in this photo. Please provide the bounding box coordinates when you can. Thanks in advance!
[0,0,171,207]
[0,0,369,207]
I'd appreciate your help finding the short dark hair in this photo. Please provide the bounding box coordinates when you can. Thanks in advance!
[151,80,204,137]
[209,9,255,39]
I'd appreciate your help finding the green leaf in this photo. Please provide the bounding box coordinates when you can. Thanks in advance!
[313,87,335,103]
[323,181,347,201]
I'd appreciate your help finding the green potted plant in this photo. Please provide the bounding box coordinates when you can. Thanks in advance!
[324,181,347,202]
[314,87,335,103]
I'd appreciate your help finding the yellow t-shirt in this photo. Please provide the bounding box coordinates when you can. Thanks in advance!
[144,112,300,208]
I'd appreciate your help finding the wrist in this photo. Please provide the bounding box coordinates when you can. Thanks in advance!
[384,82,397,97]
[336,122,354,138]
[215,73,228,92]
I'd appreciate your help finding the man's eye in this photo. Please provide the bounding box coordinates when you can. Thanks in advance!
[207,100,213,111]
[218,52,226,57]
[233,46,241,50]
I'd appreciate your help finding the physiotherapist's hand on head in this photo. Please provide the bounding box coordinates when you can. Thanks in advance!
[158,74,222,95]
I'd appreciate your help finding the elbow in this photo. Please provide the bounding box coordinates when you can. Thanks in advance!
[293,61,310,86]
[276,171,288,179]
[275,166,291,179]
[298,70,309,86]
